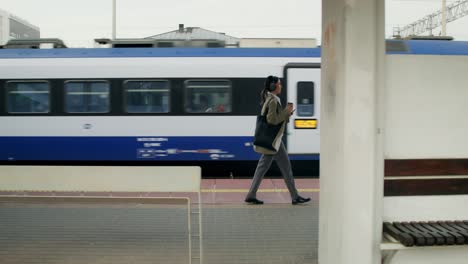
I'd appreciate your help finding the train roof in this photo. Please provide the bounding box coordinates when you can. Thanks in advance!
[0,40,467,59]
[387,40,468,55]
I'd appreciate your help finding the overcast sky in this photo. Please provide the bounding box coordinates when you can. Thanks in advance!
[2,0,468,47]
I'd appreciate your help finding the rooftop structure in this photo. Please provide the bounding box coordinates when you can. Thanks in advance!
[95,24,316,48]
[96,24,240,48]
[3,38,67,49]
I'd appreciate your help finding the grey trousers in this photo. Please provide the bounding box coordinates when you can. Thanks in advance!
[246,143,299,200]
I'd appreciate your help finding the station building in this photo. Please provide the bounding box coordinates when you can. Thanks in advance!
[0,8,40,46]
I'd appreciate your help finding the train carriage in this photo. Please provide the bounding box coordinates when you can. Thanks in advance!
[0,47,321,176]
[2,39,467,177]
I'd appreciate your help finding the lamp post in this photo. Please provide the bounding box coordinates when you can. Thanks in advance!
[441,0,447,35]
[112,0,116,39]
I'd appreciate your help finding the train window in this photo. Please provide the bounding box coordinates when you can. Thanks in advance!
[297,82,315,116]
[184,80,232,113]
[65,81,110,113]
[124,80,170,113]
[6,81,50,113]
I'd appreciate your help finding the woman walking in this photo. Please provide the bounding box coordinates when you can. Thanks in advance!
[245,75,311,205]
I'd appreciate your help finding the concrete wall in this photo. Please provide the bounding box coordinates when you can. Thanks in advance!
[384,54,468,263]
[385,55,468,159]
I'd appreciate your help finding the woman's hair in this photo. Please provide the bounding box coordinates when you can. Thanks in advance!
[260,75,279,105]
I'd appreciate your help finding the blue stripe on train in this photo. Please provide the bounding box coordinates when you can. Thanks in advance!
[0,136,319,161]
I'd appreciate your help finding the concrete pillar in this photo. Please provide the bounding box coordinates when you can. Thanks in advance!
[319,0,385,263]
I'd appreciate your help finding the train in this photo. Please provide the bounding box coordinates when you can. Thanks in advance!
[1,39,467,177]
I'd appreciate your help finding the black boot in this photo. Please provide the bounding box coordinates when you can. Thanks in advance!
[292,196,311,205]
[245,198,264,204]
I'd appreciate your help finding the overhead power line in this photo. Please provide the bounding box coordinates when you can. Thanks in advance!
[393,0,468,38]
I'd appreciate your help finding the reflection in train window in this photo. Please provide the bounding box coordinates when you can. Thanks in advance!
[124,80,170,113]
[297,82,315,116]
[6,81,50,113]
[65,81,110,113]
[185,80,232,113]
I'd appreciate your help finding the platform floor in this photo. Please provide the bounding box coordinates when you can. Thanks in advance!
[0,179,319,264]
[0,178,320,204]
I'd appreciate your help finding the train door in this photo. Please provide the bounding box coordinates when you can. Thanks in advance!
[285,64,320,154]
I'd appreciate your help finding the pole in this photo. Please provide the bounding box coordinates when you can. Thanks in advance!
[442,0,447,35]
[112,0,116,40]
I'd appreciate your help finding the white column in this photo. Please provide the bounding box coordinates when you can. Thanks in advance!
[319,0,385,263]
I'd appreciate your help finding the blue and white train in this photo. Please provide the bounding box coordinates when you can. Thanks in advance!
[1,40,467,177]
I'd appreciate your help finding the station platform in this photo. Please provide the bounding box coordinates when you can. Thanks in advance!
[0,178,320,204]
[0,178,319,264]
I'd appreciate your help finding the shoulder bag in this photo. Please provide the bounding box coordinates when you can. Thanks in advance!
[253,100,283,151]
